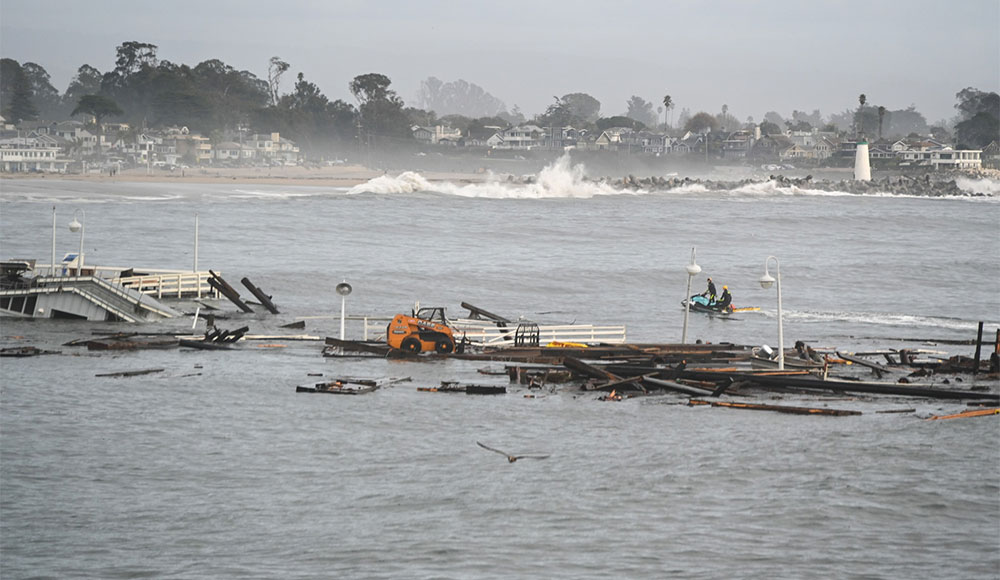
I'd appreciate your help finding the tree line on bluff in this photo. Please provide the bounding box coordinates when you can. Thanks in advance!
[1,41,997,158]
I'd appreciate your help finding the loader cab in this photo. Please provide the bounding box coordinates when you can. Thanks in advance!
[414,307,448,326]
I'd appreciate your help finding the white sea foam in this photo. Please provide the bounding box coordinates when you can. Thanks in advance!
[122,195,184,201]
[955,176,1000,196]
[347,154,629,199]
[770,309,997,331]
[229,189,316,199]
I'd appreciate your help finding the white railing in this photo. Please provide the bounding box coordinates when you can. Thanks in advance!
[451,322,627,347]
[117,272,217,299]
[296,315,628,346]
[32,264,218,300]
[27,275,179,320]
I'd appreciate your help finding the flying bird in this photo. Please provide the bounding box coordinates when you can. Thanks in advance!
[477,441,550,463]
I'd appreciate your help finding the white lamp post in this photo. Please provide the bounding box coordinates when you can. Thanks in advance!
[759,256,784,370]
[50,206,57,276]
[681,247,702,344]
[336,281,353,340]
[68,209,85,276]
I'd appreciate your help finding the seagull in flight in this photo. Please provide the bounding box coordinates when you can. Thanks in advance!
[477,441,550,463]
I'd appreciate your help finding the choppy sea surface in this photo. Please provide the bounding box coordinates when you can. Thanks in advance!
[2,159,999,579]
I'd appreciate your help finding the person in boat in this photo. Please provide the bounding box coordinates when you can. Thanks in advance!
[716,286,732,311]
[702,277,717,302]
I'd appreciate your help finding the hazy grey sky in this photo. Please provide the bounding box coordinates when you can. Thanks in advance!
[3,0,998,124]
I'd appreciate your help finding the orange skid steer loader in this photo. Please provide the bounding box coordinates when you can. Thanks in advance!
[386,307,456,354]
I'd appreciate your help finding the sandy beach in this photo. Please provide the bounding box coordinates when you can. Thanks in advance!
[0,164,495,188]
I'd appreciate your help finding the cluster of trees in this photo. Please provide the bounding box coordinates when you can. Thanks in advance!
[1,41,997,159]
[0,43,403,156]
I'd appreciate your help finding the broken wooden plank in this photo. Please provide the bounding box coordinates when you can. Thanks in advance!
[208,270,254,313]
[837,351,892,377]
[689,399,861,416]
[676,369,999,402]
[641,376,715,397]
[563,356,621,389]
[592,373,656,391]
[95,368,165,378]
[926,408,999,421]
[460,301,511,323]
[241,277,280,314]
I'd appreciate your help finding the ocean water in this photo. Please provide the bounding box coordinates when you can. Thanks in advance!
[1,159,999,579]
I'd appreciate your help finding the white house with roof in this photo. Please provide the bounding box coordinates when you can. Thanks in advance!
[491,125,544,149]
[898,146,981,170]
[412,125,462,144]
[0,137,71,173]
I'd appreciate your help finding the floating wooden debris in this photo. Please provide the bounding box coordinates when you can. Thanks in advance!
[208,270,254,313]
[240,277,279,314]
[417,381,506,395]
[674,369,999,402]
[281,320,306,329]
[179,339,233,350]
[95,368,165,378]
[837,351,893,378]
[689,399,861,416]
[323,337,394,357]
[86,336,178,351]
[0,346,59,357]
[926,408,999,421]
[296,376,411,395]
[297,380,378,395]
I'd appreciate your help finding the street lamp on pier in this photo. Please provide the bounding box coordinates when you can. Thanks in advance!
[681,247,701,344]
[336,281,353,340]
[759,256,784,370]
[68,209,85,276]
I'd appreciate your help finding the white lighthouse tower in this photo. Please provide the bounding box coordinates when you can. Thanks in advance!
[854,138,871,181]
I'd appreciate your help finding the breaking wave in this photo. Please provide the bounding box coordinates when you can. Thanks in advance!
[347,154,631,199]
[955,176,1000,196]
[349,156,1000,202]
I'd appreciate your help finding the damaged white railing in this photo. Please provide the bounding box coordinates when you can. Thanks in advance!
[450,321,627,347]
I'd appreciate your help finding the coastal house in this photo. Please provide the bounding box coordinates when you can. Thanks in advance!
[242,132,299,165]
[595,128,634,151]
[412,125,462,144]
[722,130,756,158]
[982,141,999,169]
[750,135,794,163]
[868,143,895,159]
[490,125,544,150]
[779,143,814,160]
[634,131,669,154]
[114,133,159,163]
[214,141,247,161]
[897,146,982,170]
[0,137,71,173]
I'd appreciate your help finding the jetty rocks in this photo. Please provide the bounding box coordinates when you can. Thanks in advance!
[600,173,983,197]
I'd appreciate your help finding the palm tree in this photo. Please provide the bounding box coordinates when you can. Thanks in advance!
[662,95,673,128]
[857,93,867,138]
[877,106,886,141]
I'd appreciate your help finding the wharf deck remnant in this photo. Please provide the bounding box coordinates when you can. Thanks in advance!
[208,270,253,313]
[241,277,279,314]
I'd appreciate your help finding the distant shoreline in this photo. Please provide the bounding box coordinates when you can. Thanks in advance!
[0,165,494,188]
[1,164,994,190]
